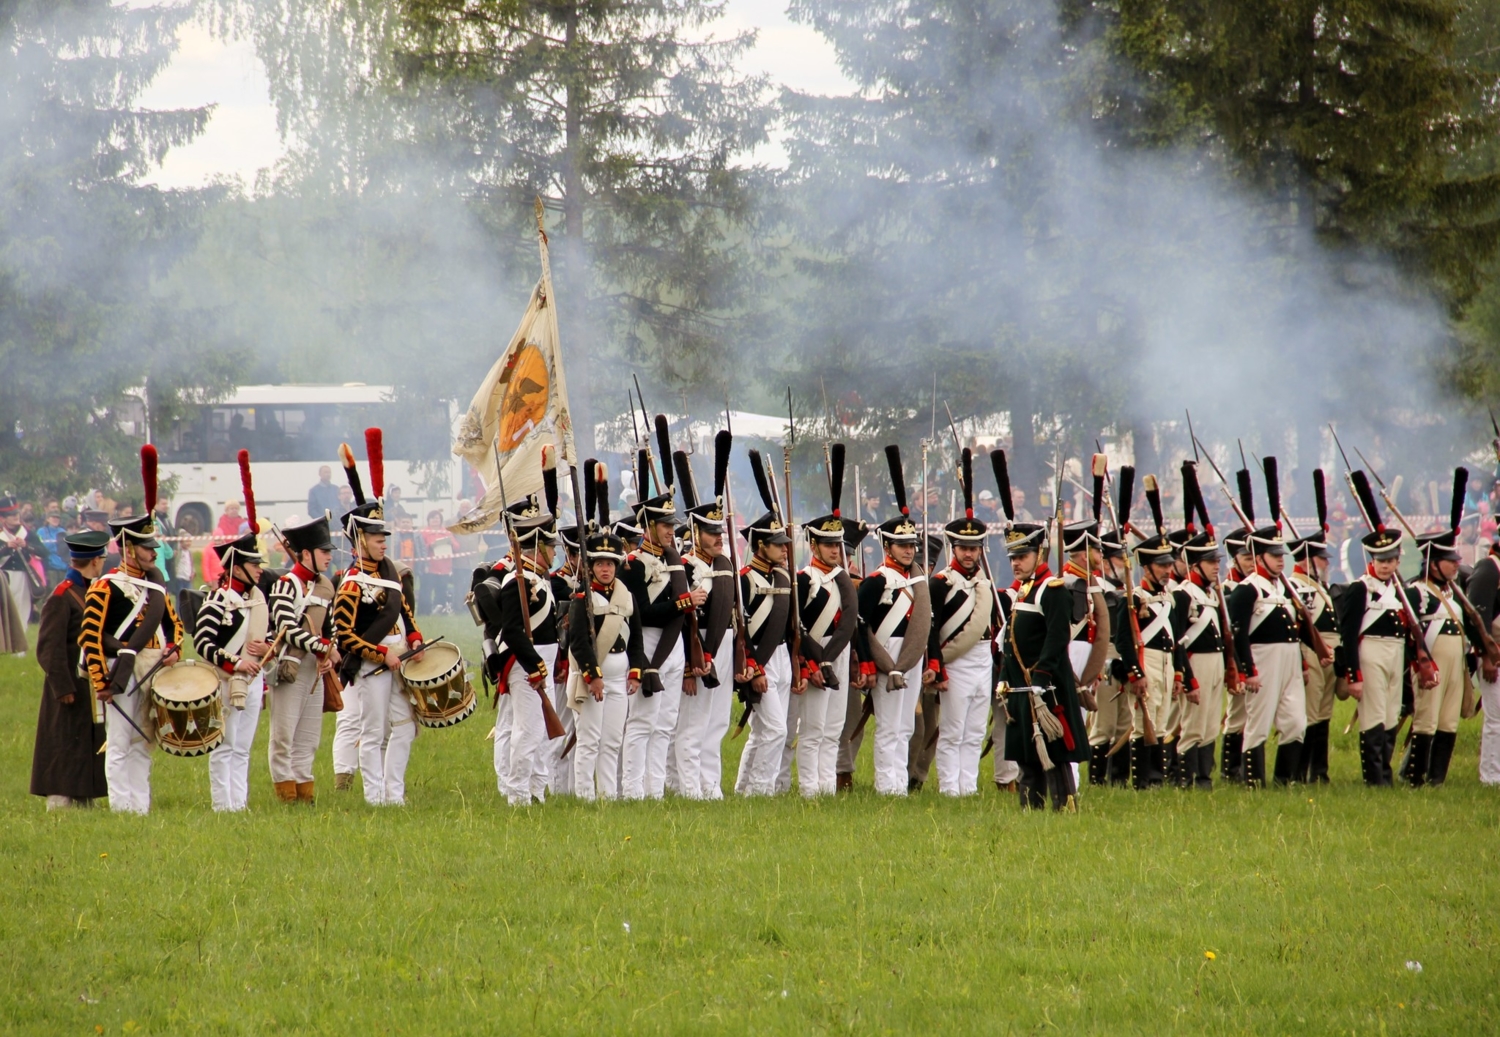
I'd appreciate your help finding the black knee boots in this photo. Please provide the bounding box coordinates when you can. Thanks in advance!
[1429,730,1457,786]
[1089,743,1109,786]
[1272,741,1303,787]
[1221,731,1244,783]
[1244,744,1267,788]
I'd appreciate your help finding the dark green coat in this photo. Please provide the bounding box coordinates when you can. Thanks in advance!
[1000,571,1090,765]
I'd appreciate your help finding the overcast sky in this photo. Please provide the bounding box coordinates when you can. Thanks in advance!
[138,0,854,189]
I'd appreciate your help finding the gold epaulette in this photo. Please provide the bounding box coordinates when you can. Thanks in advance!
[1047,578,1065,587]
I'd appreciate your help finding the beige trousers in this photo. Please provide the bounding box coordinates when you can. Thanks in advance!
[1089,677,1131,746]
[1131,647,1174,740]
[1358,636,1406,732]
[1302,631,1340,725]
[1413,633,1466,736]
[1244,642,1306,751]
[268,652,324,784]
[1180,652,1224,751]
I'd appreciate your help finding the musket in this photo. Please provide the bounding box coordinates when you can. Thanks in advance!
[1097,461,1157,754]
[1356,452,1500,668]
[632,375,667,493]
[557,427,592,711]
[1195,437,1333,665]
[943,404,1006,620]
[1186,410,1200,463]
[490,440,566,741]
[721,409,752,736]
[655,416,707,686]
[770,399,803,689]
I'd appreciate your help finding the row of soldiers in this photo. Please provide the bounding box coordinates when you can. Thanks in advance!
[467,430,1091,808]
[30,438,437,813]
[29,426,1500,812]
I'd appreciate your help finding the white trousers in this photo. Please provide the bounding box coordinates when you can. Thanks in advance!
[622,631,685,800]
[1478,670,1500,785]
[104,677,152,815]
[697,660,734,799]
[492,693,510,791]
[547,680,575,797]
[777,644,849,797]
[669,652,719,800]
[573,652,630,800]
[268,653,323,784]
[332,667,363,776]
[872,636,923,795]
[209,672,264,812]
[937,643,990,796]
[735,646,792,796]
[353,636,417,806]
[1244,642,1306,751]
[503,644,558,806]
[5,568,31,636]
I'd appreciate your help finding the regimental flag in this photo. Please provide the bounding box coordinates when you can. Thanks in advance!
[450,216,576,534]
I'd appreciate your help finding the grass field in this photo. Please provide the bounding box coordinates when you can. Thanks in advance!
[3,613,1499,1034]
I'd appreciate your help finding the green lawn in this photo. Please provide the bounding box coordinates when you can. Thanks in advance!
[2,614,1497,1034]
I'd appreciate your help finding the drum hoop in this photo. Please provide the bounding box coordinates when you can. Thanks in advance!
[400,642,463,688]
[151,660,222,709]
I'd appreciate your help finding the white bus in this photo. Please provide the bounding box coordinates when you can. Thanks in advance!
[153,384,464,534]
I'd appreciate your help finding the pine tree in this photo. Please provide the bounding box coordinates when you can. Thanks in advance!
[0,0,238,500]
[1115,0,1500,309]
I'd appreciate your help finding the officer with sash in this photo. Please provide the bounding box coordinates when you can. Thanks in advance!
[997,514,1087,811]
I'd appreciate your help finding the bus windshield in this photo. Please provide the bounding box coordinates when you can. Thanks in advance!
[157,399,451,465]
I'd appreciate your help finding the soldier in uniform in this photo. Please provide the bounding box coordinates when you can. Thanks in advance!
[266,514,339,804]
[80,446,183,815]
[927,449,1000,796]
[619,482,693,800]
[667,438,734,800]
[1172,462,1231,790]
[1226,462,1309,787]
[30,530,111,809]
[567,478,645,800]
[1337,473,1424,787]
[1466,516,1500,785]
[331,435,427,807]
[784,444,859,797]
[1088,529,1131,786]
[857,447,937,796]
[195,514,271,813]
[997,513,1088,811]
[835,519,875,791]
[906,533,946,792]
[1285,471,1339,784]
[1404,469,1487,786]
[0,492,46,636]
[1219,517,1256,782]
[733,506,801,796]
[547,495,586,798]
[488,474,563,807]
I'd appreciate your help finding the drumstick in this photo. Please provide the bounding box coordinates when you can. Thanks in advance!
[369,635,447,677]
